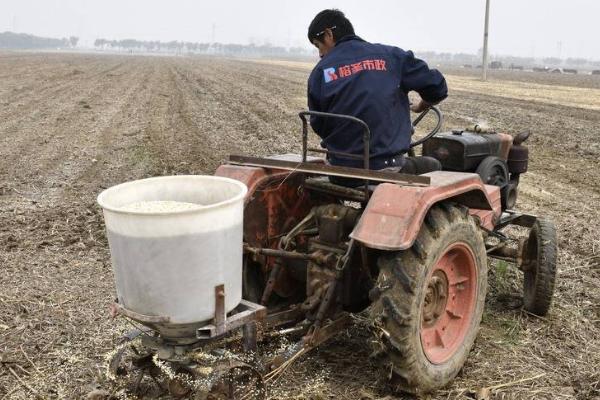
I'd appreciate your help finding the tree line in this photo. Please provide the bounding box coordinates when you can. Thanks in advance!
[93,38,313,57]
[419,51,600,69]
[0,31,78,49]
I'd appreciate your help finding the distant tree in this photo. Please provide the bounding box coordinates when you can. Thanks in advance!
[69,36,79,47]
[543,57,562,66]
[119,39,139,49]
[0,31,71,49]
[453,53,477,64]
[566,57,588,66]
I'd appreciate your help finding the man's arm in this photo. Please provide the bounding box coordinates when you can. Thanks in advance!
[307,68,325,135]
[398,50,448,112]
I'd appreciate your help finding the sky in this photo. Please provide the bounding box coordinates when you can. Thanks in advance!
[1,0,598,59]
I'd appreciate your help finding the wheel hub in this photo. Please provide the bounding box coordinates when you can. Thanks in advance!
[422,271,448,327]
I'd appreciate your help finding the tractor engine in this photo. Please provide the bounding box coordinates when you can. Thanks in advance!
[422,129,530,209]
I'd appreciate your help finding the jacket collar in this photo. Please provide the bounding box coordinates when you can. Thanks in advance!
[335,35,365,46]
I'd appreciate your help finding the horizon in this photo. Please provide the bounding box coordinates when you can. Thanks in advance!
[1,1,599,60]
[2,30,598,64]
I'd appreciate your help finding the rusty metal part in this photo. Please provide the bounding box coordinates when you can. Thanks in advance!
[507,144,529,174]
[486,238,528,271]
[280,208,316,249]
[496,133,513,160]
[167,366,195,398]
[307,312,351,344]
[308,279,339,339]
[195,286,266,340]
[219,164,317,247]
[359,245,373,281]
[304,256,337,312]
[301,286,325,311]
[303,239,346,314]
[495,211,537,230]
[264,306,305,329]
[107,330,146,378]
[257,207,319,305]
[107,337,166,397]
[313,204,361,245]
[214,285,226,334]
[228,155,430,186]
[486,243,519,260]
[513,131,531,145]
[422,270,449,328]
[242,322,258,352]
[167,359,265,400]
[303,177,367,202]
[260,260,282,305]
[244,245,333,264]
[306,239,356,341]
[268,313,351,371]
[203,361,265,399]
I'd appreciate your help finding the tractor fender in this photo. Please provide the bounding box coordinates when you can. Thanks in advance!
[350,171,502,251]
[215,164,269,203]
[216,154,324,203]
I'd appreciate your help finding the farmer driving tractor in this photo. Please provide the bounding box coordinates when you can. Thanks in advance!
[307,9,447,178]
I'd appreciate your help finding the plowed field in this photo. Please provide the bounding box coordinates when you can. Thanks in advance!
[0,53,599,399]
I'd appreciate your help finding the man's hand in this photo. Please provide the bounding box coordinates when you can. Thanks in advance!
[410,99,431,113]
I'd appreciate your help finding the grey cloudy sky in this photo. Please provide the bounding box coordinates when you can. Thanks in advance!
[1,0,598,59]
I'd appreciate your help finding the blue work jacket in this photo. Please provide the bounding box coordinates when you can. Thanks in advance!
[307,35,447,169]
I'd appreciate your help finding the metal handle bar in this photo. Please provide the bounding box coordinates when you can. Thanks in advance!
[299,111,371,200]
[298,111,371,172]
[409,105,443,149]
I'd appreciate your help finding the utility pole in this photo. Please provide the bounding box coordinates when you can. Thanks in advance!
[482,0,490,81]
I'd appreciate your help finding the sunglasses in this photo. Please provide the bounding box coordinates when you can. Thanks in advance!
[314,26,337,38]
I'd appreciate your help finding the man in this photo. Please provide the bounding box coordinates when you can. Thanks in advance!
[307,9,447,178]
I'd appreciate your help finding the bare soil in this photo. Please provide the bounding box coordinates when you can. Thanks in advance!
[0,53,599,399]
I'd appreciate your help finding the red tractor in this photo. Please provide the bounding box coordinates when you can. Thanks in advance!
[108,107,557,397]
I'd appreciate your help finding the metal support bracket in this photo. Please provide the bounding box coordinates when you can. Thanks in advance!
[196,285,267,342]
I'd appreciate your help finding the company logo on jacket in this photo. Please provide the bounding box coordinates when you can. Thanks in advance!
[323,59,387,83]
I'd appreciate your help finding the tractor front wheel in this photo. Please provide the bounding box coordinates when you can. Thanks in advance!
[369,204,487,393]
[522,218,557,316]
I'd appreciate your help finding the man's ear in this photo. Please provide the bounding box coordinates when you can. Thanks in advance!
[324,29,336,45]
[325,28,334,41]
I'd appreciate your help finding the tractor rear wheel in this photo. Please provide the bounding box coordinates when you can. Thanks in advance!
[369,204,487,393]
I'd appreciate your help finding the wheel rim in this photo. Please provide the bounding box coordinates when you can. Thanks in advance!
[420,243,478,364]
